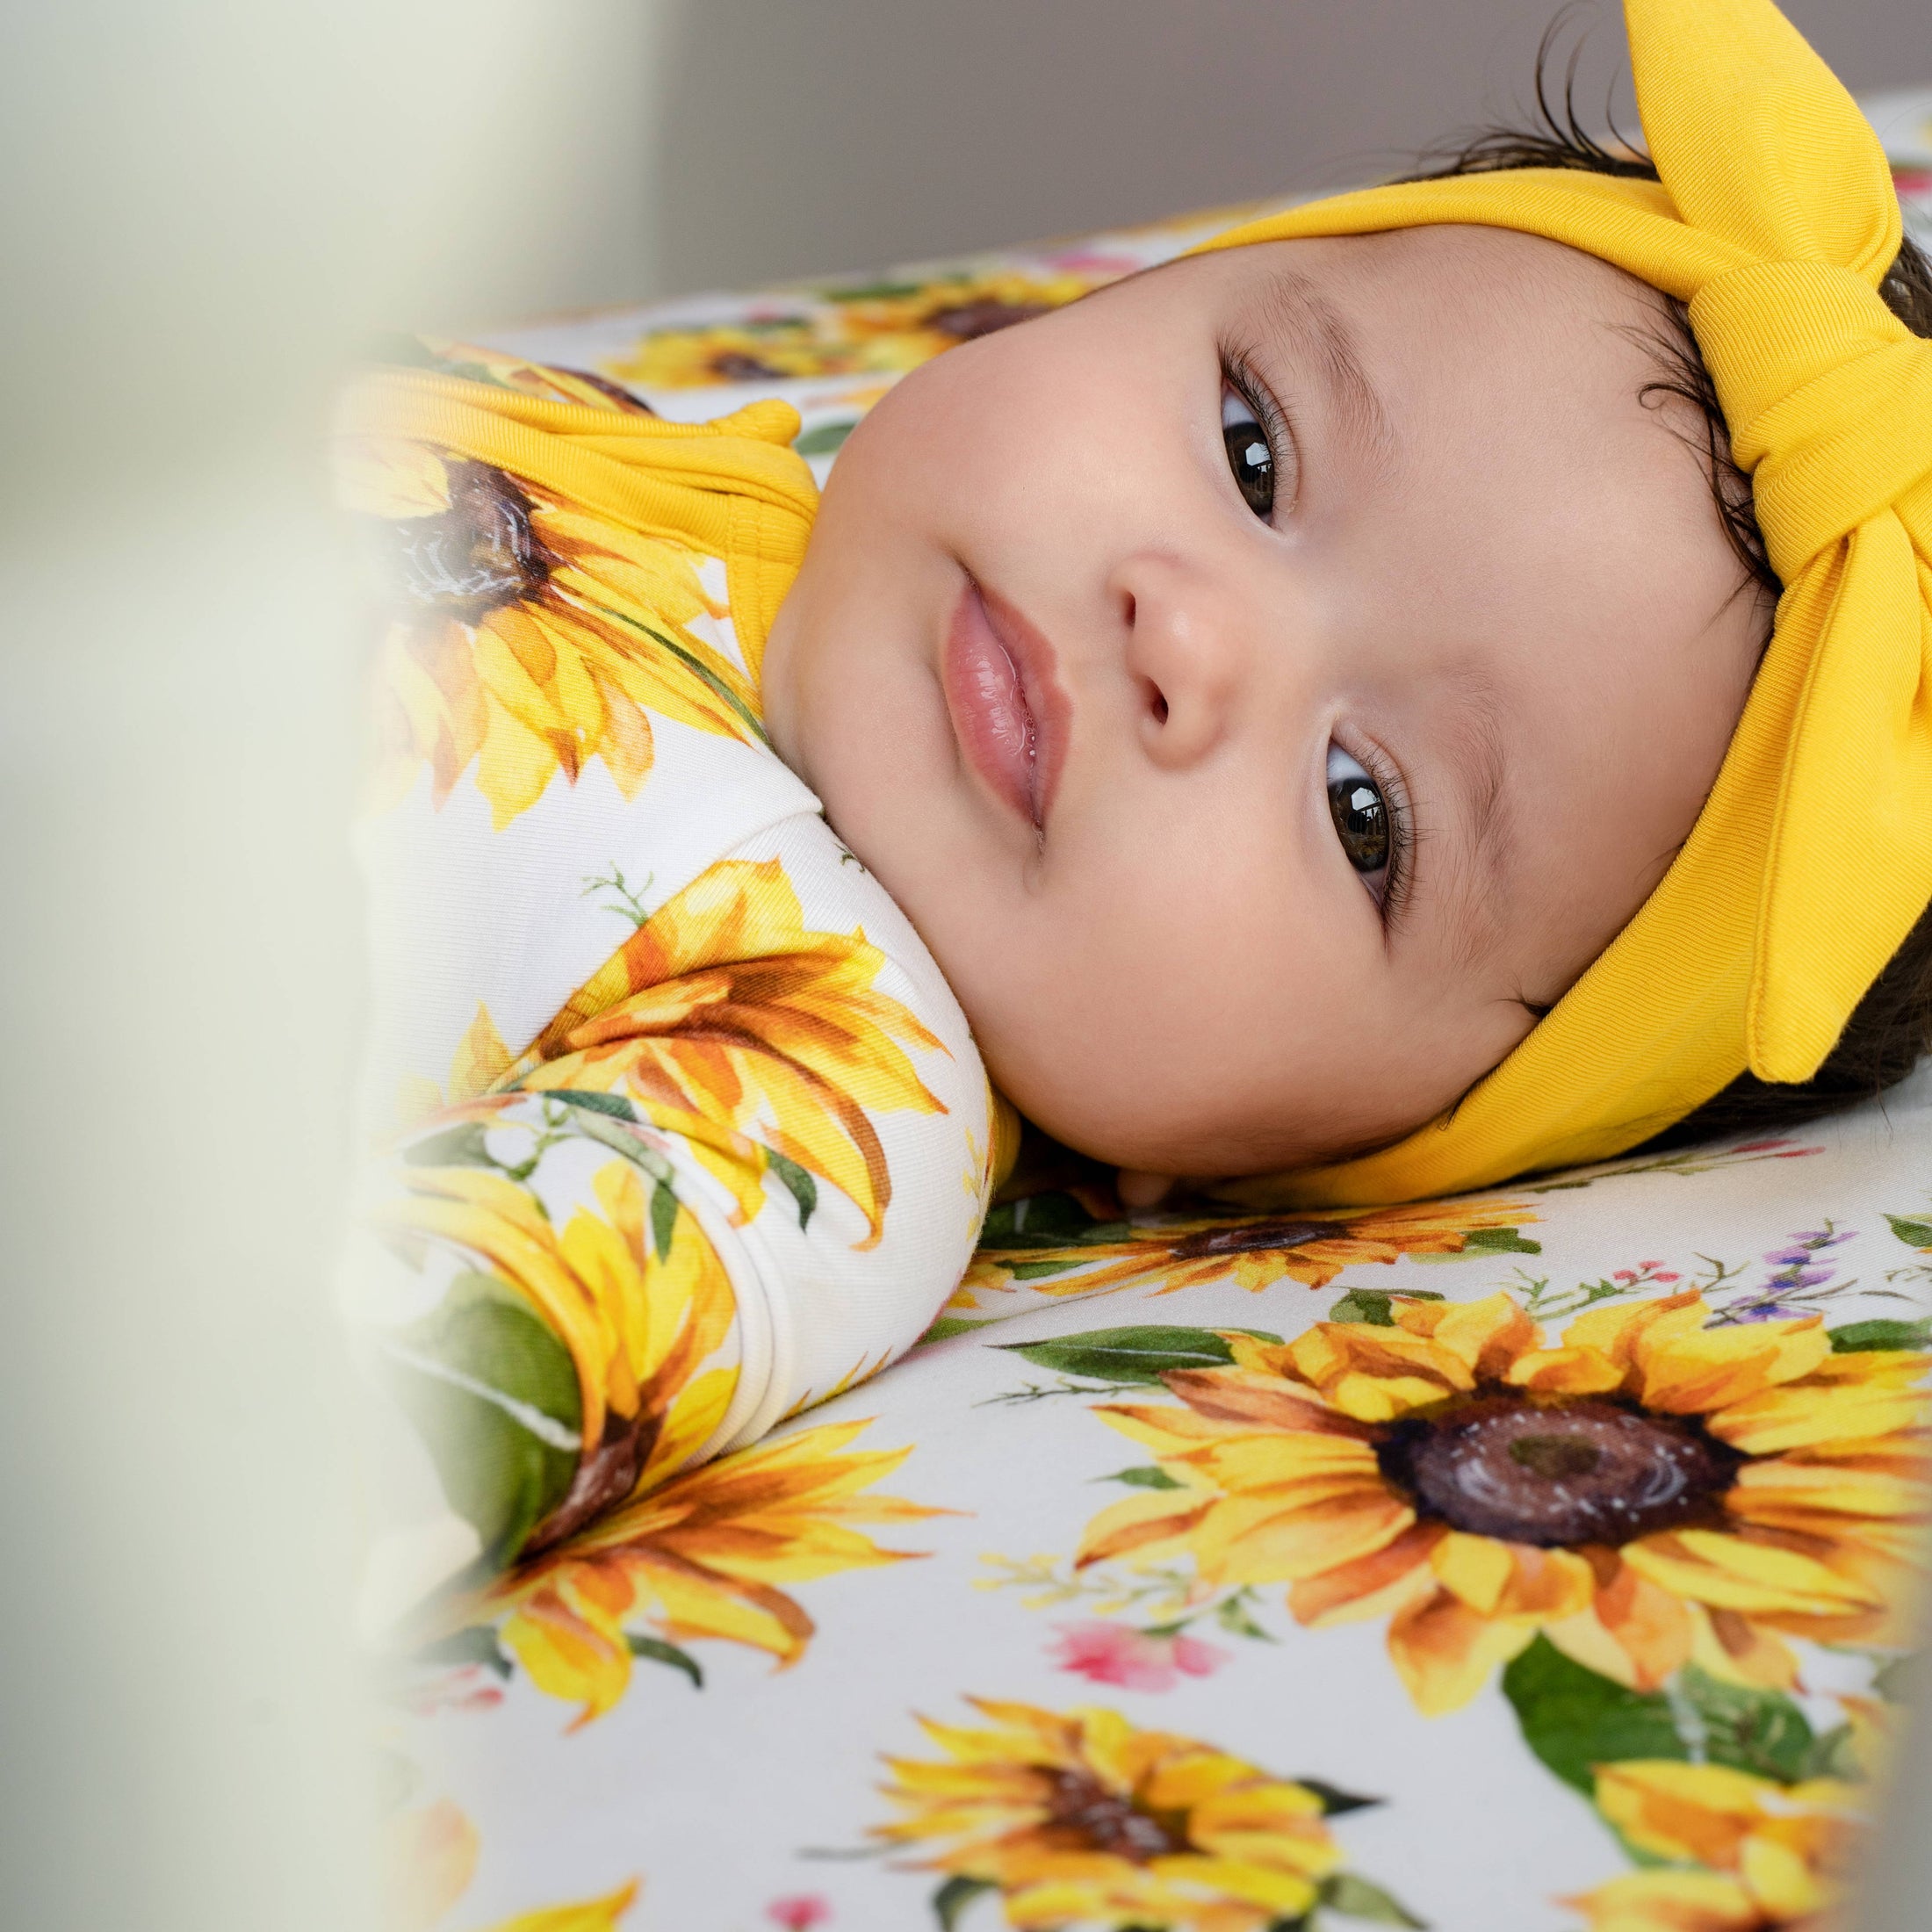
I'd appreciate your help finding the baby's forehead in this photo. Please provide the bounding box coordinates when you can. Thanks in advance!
[1268,227,1676,410]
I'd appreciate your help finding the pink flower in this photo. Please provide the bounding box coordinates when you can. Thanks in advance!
[1654,1272,1681,1283]
[1047,1620,1231,1692]
[406,1666,506,1717]
[767,1898,832,1930]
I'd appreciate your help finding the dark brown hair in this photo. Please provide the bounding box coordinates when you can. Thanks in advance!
[1406,43,1932,1148]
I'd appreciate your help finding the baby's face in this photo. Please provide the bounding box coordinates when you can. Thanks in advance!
[762,227,1766,1177]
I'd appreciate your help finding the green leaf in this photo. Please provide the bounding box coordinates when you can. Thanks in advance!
[1296,1779,1381,1817]
[1461,1227,1543,1255]
[765,1150,818,1231]
[402,1121,499,1169]
[1407,1229,1542,1265]
[1007,1258,1088,1280]
[1105,1465,1183,1490]
[994,1325,1239,1384]
[1502,1637,1687,1793]
[1214,1595,1277,1641]
[824,279,926,301]
[415,1625,514,1678]
[650,1179,679,1263]
[626,1633,703,1688]
[1503,1641,1821,1792]
[1680,1666,1815,1782]
[1829,1317,1932,1353]
[1803,1723,1862,1781]
[540,1086,639,1121]
[1885,1215,1932,1251]
[1871,1654,1918,1704]
[1329,1289,1444,1326]
[561,1106,675,1184]
[978,1191,1131,1251]
[794,418,857,456]
[917,1316,995,1346]
[1317,1871,1428,1928]
[933,1874,998,1930]
[384,1272,583,1574]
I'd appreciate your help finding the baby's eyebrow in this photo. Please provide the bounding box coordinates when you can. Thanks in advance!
[1430,668,1514,970]
[1257,266,1395,472]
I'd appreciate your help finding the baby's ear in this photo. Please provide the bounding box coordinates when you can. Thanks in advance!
[1115,1170,1180,1212]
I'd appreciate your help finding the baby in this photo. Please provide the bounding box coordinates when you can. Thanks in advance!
[768,175,1932,1208]
[345,0,1931,1596]
[768,220,1771,1189]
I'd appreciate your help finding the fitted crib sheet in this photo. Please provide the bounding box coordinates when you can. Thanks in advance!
[373,98,1932,1932]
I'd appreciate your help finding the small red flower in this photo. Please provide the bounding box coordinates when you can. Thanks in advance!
[1047,1620,1230,1691]
[406,1666,507,1717]
[767,1897,832,1930]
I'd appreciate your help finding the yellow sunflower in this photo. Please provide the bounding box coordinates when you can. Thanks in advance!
[1078,1293,1930,1715]
[963,1197,1536,1304]
[1568,1759,1865,1932]
[482,1418,945,1727]
[826,268,1113,369]
[607,269,1111,390]
[385,1151,945,1727]
[875,1698,1346,1932]
[378,1154,739,1516]
[511,857,949,1249]
[384,1797,639,1932]
[482,1884,640,1932]
[610,317,865,388]
[412,335,660,415]
[341,401,762,829]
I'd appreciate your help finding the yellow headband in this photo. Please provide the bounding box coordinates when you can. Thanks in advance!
[1200,0,1932,1209]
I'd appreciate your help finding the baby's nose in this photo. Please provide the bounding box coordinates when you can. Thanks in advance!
[1115,554,1245,769]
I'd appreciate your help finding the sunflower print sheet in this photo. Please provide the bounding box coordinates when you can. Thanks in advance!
[357,97,1932,1932]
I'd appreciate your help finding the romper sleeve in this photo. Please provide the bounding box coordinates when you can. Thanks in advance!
[336,343,996,1652]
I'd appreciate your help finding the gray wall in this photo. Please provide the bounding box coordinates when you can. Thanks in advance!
[648,0,1931,294]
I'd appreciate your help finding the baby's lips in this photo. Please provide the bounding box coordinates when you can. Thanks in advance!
[942,579,1061,831]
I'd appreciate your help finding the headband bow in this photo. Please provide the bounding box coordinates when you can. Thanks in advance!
[1198,0,1932,1207]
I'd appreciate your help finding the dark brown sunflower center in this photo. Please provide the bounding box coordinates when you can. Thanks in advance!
[1166,1217,1347,1260]
[1376,1395,1741,1547]
[710,349,788,380]
[1040,1769,1184,1862]
[926,299,1053,340]
[384,458,549,616]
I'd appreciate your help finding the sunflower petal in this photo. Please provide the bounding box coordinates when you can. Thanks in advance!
[1387,1588,1539,1716]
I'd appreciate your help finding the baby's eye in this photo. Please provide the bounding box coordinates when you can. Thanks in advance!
[1222,387,1275,518]
[1326,745,1390,880]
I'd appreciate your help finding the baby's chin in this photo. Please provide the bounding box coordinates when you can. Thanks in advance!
[984,1057,1426,1183]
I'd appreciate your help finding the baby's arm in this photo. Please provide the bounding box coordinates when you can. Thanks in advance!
[339,343,993,1640]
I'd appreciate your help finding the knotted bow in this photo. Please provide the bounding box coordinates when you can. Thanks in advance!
[1198,0,1932,1206]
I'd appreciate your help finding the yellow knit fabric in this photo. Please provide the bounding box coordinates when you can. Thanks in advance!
[1203,0,1932,1209]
